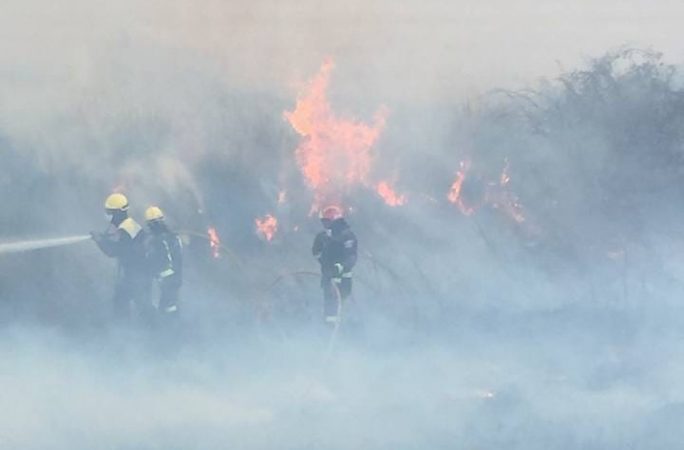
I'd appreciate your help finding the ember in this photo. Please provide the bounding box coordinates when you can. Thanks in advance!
[207,226,221,259]
[447,160,474,215]
[255,214,278,241]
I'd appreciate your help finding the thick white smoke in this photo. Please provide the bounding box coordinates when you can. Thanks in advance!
[1,1,684,449]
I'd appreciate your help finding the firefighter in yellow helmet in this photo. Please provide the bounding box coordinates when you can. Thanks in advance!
[91,193,152,322]
[144,206,183,321]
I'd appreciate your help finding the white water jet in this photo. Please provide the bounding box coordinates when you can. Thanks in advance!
[0,235,90,255]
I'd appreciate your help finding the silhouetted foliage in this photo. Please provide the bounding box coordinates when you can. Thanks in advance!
[477,49,684,256]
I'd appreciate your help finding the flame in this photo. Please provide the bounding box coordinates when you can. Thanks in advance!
[448,159,526,223]
[255,214,278,241]
[447,160,474,215]
[493,161,525,223]
[207,226,221,259]
[284,59,388,209]
[376,181,407,206]
[490,194,526,223]
[500,159,511,186]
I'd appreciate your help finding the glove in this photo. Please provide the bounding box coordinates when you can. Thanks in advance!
[331,263,344,284]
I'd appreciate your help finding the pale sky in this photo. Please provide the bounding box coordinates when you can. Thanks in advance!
[0,0,682,102]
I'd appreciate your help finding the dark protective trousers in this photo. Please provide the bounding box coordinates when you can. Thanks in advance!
[158,278,181,315]
[113,276,153,323]
[155,278,181,351]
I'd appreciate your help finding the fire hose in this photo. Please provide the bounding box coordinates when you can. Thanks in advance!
[325,279,344,358]
[0,229,370,343]
[262,270,347,356]
[291,278,344,404]
[178,230,390,322]
[176,229,408,357]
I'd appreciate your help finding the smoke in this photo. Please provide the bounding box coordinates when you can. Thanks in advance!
[2,1,684,448]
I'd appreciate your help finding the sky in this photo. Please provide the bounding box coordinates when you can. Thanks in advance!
[1,0,683,105]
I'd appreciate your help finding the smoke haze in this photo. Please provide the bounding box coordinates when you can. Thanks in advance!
[2,1,684,449]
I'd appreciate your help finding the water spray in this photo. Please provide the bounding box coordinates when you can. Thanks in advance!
[0,235,91,255]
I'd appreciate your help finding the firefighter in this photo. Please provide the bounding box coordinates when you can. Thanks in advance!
[91,193,152,322]
[143,206,183,320]
[312,205,357,324]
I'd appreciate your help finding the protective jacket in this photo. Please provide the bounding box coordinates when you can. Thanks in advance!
[312,218,357,280]
[145,224,183,286]
[95,217,147,278]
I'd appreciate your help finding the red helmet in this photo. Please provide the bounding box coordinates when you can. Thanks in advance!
[319,205,344,221]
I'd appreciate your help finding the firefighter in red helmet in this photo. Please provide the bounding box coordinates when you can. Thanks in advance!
[312,205,358,324]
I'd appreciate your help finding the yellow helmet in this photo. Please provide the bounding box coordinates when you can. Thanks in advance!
[144,206,165,222]
[104,193,129,214]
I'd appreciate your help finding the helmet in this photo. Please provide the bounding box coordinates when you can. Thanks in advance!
[104,193,129,214]
[144,206,164,222]
[319,205,344,221]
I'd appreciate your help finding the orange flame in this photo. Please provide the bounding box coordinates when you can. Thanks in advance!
[376,181,407,207]
[490,194,526,223]
[493,161,525,223]
[255,214,278,241]
[284,59,388,210]
[500,159,511,186]
[207,226,221,259]
[447,161,474,215]
[448,159,526,223]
